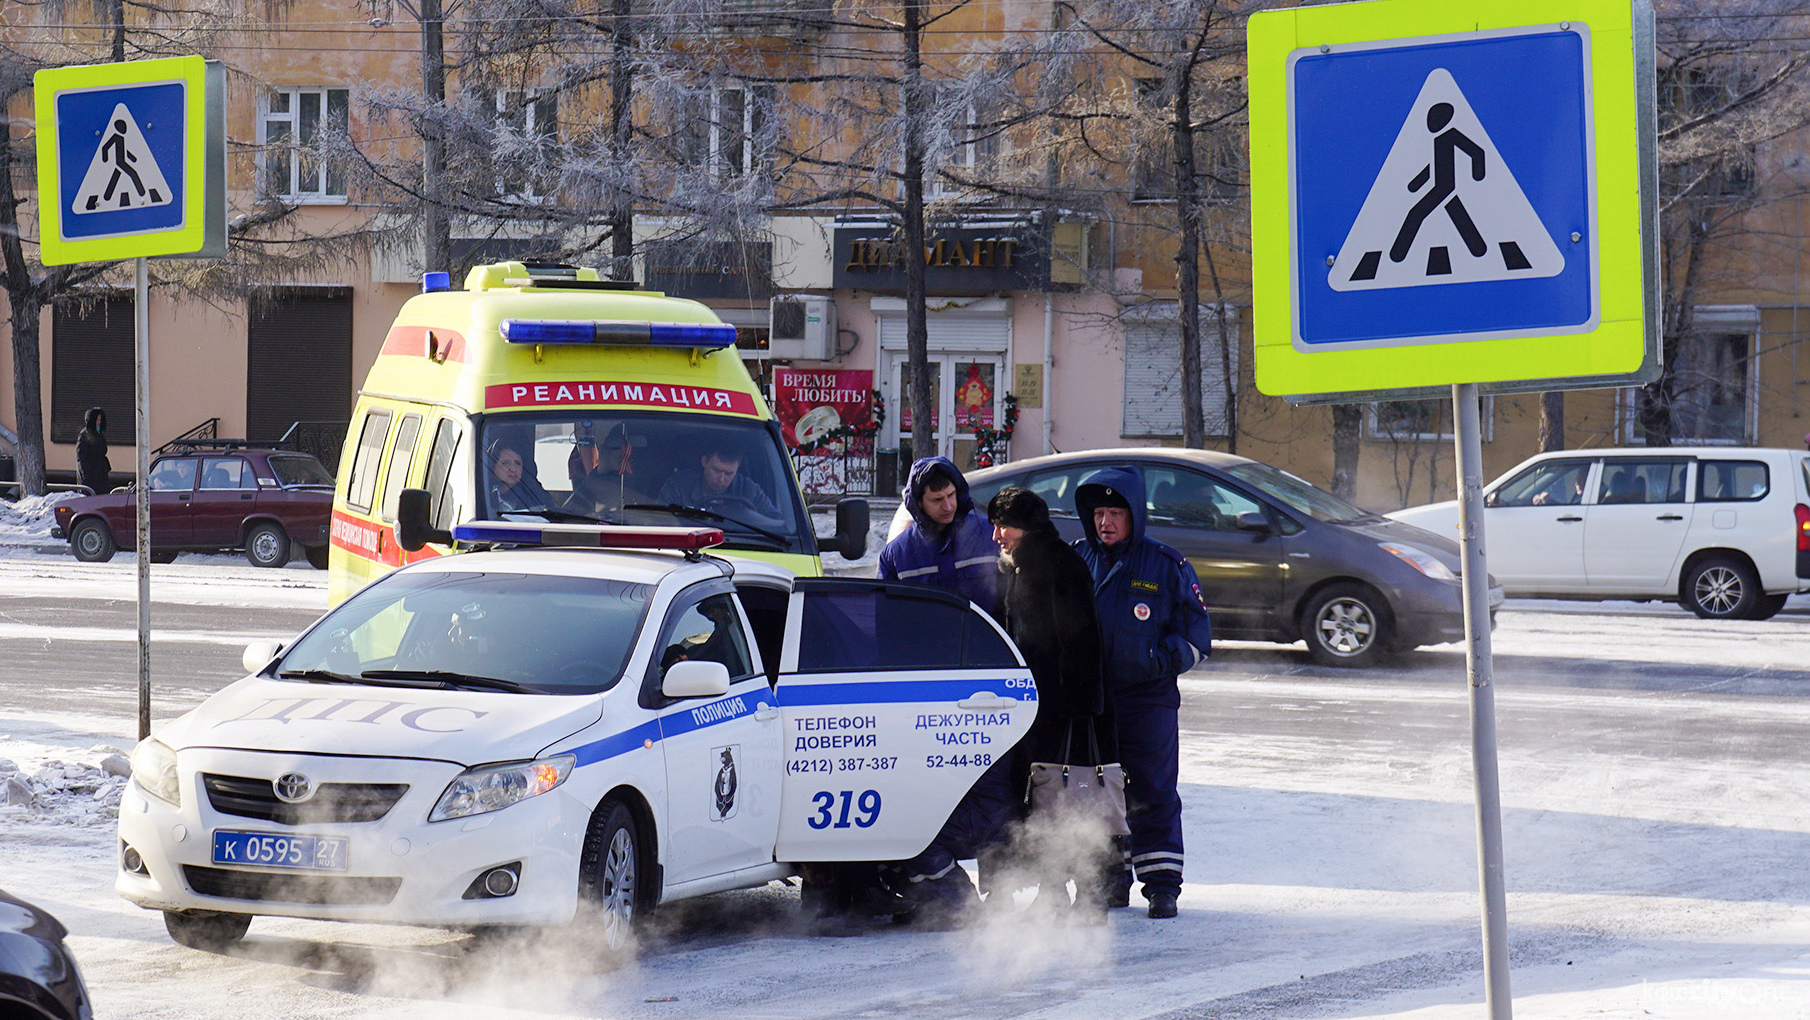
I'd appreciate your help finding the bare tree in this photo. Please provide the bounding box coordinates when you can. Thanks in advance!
[1,0,371,496]
[1061,0,1259,451]
[1641,1,1810,446]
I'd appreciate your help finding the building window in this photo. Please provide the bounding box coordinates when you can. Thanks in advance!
[1623,306,1757,445]
[259,88,349,201]
[928,96,997,198]
[1130,78,1240,204]
[1366,398,1494,442]
[487,89,559,200]
[1120,306,1238,440]
[677,85,774,179]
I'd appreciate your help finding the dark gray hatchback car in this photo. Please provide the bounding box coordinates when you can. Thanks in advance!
[893,449,1501,667]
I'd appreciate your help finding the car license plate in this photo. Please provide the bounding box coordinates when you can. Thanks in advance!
[211,830,348,871]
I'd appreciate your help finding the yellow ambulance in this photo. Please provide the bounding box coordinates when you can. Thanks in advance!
[327,260,868,605]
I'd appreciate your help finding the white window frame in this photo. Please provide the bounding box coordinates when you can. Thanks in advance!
[1618,304,1759,446]
[927,97,997,199]
[1366,397,1494,443]
[257,87,349,203]
[679,84,773,180]
[489,89,559,203]
[1119,303,1239,440]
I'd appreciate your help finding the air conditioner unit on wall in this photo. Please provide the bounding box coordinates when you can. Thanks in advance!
[768,295,836,360]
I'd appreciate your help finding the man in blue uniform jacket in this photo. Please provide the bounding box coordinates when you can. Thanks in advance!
[1075,466,1213,919]
[878,456,999,608]
[872,456,1004,925]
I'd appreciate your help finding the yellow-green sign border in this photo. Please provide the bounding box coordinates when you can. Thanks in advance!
[1248,0,1658,401]
[35,56,218,265]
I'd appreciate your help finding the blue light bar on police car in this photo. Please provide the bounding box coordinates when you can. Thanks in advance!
[499,319,739,349]
[452,520,725,551]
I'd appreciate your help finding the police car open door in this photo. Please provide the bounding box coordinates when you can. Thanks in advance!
[773,579,1037,862]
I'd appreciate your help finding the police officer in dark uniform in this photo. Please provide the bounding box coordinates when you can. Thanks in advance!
[1074,467,1212,919]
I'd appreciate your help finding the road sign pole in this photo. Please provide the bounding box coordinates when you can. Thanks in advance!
[1454,382,1511,1019]
[135,256,151,742]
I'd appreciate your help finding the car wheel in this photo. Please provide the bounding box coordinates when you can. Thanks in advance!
[163,909,251,951]
[1681,556,1759,620]
[244,522,290,568]
[1303,583,1391,668]
[578,798,644,963]
[1748,592,1789,621]
[149,549,179,564]
[70,519,117,563]
[304,543,330,570]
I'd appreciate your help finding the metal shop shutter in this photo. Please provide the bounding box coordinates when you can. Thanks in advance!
[51,294,137,445]
[247,287,353,445]
[1121,308,1239,440]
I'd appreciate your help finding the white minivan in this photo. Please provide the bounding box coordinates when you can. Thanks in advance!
[1389,447,1810,619]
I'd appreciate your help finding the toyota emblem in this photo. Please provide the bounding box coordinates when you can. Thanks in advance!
[273,773,315,803]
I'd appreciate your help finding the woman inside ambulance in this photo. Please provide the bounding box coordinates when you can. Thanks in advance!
[484,438,555,513]
[475,412,812,555]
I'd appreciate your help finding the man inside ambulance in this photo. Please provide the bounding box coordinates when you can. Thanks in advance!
[658,439,783,521]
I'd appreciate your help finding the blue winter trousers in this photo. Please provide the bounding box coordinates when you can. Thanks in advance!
[1111,698,1183,898]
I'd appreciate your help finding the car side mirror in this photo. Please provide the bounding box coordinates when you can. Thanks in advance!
[833,497,870,560]
[397,488,452,552]
[242,639,284,674]
[1483,491,1499,508]
[1235,510,1273,534]
[662,659,732,699]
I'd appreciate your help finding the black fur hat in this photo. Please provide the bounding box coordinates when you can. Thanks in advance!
[987,486,1052,532]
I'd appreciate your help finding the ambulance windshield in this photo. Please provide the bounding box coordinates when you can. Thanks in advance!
[477,411,812,554]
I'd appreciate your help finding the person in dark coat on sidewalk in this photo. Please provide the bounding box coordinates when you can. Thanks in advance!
[988,486,1113,921]
[1074,466,1212,919]
[76,408,112,495]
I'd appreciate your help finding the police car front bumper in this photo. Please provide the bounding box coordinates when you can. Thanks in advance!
[116,749,591,927]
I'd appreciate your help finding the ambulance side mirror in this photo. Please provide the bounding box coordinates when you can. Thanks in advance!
[397,488,452,551]
[832,497,870,560]
[662,660,732,699]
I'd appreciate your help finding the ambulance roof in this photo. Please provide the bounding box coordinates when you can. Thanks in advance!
[365,262,767,418]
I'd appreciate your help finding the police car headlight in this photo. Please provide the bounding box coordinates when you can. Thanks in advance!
[131,738,181,807]
[1379,542,1458,582]
[429,755,575,822]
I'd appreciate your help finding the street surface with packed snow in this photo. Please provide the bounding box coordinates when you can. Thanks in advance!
[2,492,1809,1019]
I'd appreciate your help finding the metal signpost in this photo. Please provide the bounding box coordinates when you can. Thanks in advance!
[35,56,227,740]
[1248,2,1658,1016]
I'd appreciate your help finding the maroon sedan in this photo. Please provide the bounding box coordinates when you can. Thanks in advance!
[52,447,333,568]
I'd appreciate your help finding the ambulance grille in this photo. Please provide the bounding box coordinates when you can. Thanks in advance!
[183,866,401,906]
[202,774,410,825]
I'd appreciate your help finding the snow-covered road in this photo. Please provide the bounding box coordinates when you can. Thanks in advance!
[3,549,1809,1018]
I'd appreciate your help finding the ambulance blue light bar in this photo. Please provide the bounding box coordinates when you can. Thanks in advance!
[499,319,739,349]
[452,521,725,550]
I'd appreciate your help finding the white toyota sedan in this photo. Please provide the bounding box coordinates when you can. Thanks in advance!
[117,521,1034,956]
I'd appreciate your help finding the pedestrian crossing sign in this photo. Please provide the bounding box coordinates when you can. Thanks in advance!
[35,56,226,265]
[1248,0,1658,400]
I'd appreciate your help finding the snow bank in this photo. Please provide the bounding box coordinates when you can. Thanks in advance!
[0,738,130,828]
[0,491,83,553]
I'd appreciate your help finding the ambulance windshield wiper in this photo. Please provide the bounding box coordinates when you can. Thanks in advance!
[359,669,537,693]
[621,503,788,547]
[499,505,611,525]
[277,668,364,685]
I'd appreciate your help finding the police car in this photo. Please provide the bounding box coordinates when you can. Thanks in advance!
[117,508,1035,955]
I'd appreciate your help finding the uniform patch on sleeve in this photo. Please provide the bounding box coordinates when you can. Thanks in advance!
[1192,582,1206,607]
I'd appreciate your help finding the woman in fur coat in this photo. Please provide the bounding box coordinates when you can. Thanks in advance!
[987,486,1114,918]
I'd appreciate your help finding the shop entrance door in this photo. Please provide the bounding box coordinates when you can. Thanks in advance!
[885,353,1003,487]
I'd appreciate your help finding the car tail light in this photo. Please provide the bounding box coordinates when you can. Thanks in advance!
[1797,503,1810,552]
